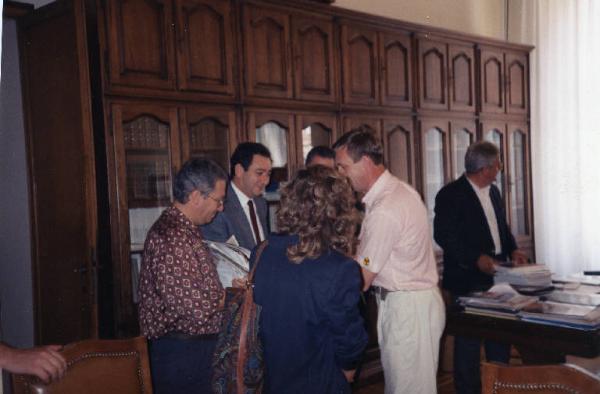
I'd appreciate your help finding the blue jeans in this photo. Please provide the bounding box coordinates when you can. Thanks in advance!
[453,335,510,394]
[148,335,217,394]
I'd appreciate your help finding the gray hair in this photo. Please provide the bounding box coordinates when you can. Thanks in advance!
[332,127,384,165]
[173,159,228,203]
[464,141,500,174]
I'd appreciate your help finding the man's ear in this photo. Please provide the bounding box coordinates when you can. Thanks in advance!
[188,189,203,205]
[234,163,245,178]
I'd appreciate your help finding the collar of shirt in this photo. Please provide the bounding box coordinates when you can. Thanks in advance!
[231,180,251,207]
[168,205,201,237]
[362,170,392,213]
[466,175,491,197]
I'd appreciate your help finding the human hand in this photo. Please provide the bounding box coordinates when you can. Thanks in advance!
[342,369,356,382]
[3,345,67,383]
[511,250,529,266]
[232,276,248,288]
[476,255,497,275]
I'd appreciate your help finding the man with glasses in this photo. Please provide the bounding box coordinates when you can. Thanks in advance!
[434,141,528,394]
[138,158,228,394]
[201,142,272,250]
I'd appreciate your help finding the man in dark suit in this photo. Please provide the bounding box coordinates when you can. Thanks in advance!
[201,142,272,250]
[434,141,528,394]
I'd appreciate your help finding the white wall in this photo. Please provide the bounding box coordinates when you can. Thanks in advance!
[336,0,507,39]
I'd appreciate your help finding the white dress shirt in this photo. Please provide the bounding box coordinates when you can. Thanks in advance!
[467,176,502,255]
[230,181,265,243]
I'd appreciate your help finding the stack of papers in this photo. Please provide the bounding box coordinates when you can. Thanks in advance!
[494,264,553,287]
[459,283,538,318]
[205,241,251,287]
[519,301,600,330]
[546,284,600,307]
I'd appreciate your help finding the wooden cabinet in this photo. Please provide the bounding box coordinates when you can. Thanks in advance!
[341,23,413,108]
[417,36,475,112]
[19,0,532,342]
[244,3,336,102]
[480,47,528,114]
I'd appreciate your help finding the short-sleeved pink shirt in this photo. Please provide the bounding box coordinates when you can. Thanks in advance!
[356,170,439,291]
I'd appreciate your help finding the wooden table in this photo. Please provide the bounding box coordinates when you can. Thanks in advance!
[446,309,600,364]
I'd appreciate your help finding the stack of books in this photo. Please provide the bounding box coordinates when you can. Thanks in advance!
[459,284,538,319]
[519,301,600,330]
[494,264,553,288]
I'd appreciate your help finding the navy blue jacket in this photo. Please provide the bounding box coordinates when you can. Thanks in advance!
[434,175,518,295]
[252,235,368,394]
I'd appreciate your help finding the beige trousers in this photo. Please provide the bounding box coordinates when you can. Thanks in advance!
[376,286,446,394]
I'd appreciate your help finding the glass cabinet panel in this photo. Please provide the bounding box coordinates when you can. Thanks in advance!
[452,128,471,179]
[301,123,331,162]
[425,128,445,225]
[123,115,173,208]
[188,117,229,170]
[509,130,528,235]
[387,126,411,183]
[256,121,288,167]
[484,129,504,196]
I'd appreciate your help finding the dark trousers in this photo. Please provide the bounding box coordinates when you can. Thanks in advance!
[148,335,217,394]
[453,336,510,394]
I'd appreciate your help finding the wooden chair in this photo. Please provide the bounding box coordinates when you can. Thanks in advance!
[12,337,152,394]
[482,361,600,394]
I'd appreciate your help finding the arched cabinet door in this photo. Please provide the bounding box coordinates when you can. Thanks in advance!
[105,0,176,90]
[419,118,450,228]
[109,102,181,335]
[383,118,416,186]
[507,123,533,254]
[246,110,295,183]
[296,114,337,165]
[449,119,476,179]
[243,4,293,99]
[341,115,383,141]
[506,53,529,115]
[448,43,475,112]
[379,31,413,108]
[179,106,237,170]
[479,47,505,113]
[340,24,379,106]
[292,15,336,102]
[482,121,508,201]
[417,37,447,110]
[175,0,235,95]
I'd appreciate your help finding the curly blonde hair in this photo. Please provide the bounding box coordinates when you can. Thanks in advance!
[276,165,360,263]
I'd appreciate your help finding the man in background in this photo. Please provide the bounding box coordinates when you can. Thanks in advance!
[202,142,272,250]
[434,141,528,394]
[305,145,335,168]
[333,128,445,394]
[138,158,227,393]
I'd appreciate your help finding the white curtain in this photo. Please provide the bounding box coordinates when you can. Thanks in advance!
[513,0,600,276]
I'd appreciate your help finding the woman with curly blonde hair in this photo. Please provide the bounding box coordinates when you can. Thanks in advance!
[252,165,368,394]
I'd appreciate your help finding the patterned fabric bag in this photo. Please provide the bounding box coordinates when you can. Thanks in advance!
[212,241,268,394]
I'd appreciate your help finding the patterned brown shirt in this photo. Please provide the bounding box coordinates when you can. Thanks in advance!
[138,206,224,339]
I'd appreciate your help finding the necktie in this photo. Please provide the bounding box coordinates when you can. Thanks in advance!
[248,200,262,244]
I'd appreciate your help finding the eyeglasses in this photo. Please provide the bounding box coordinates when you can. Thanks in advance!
[207,194,225,206]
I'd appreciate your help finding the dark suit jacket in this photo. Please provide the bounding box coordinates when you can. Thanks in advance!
[433,175,517,295]
[200,182,269,250]
[253,234,368,394]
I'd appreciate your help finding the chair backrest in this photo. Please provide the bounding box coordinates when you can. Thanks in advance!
[481,361,600,394]
[12,337,152,394]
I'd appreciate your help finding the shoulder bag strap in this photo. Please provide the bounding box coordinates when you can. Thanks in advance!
[237,240,268,394]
